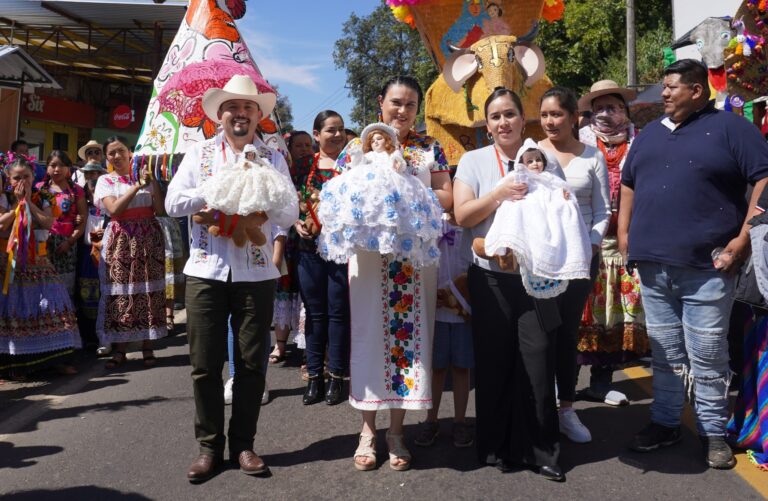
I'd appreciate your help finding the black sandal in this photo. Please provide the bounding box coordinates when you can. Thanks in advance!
[105,351,127,369]
[142,349,157,368]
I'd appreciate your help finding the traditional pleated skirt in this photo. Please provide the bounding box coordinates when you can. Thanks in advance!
[96,216,167,344]
[577,237,649,366]
[0,247,81,375]
[156,216,186,302]
[46,232,77,297]
[348,252,435,410]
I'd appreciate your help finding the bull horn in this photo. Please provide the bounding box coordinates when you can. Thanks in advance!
[517,21,539,43]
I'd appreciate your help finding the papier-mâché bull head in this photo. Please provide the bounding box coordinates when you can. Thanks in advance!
[425,21,550,165]
[443,23,545,94]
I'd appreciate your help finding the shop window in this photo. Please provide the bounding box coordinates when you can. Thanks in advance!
[52,132,68,151]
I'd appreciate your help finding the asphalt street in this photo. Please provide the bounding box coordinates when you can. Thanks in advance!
[0,310,764,500]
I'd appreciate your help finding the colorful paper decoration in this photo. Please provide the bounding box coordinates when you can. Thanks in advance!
[134,0,287,179]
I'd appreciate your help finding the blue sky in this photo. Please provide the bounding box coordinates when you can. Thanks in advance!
[240,0,381,133]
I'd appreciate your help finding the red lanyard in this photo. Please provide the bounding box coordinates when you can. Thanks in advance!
[494,147,507,178]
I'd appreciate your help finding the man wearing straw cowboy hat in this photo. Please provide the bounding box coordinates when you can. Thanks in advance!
[73,139,105,187]
[166,74,298,483]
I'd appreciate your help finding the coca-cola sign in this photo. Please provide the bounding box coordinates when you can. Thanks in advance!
[111,105,134,129]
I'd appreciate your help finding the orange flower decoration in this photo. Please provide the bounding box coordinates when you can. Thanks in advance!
[542,0,565,22]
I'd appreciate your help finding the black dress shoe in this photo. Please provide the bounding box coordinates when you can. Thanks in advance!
[325,375,344,405]
[303,376,324,405]
[539,465,565,482]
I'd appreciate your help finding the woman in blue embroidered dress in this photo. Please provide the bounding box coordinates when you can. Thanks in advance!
[0,158,80,379]
[335,76,452,472]
[94,136,167,369]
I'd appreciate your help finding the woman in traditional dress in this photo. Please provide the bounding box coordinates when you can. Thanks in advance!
[576,80,648,405]
[335,76,452,472]
[156,187,186,334]
[537,86,610,444]
[94,136,167,369]
[268,130,313,363]
[0,157,80,378]
[294,112,351,406]
[37,150,88,298]
[454,88,563,481]
[75,161,108,352]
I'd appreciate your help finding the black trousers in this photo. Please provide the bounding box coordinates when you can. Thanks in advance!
[555,253,600,402]
[186,275,274,457]
[468,265,561,468]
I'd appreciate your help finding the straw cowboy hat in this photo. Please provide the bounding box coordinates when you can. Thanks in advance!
[202,74,277,124]
[578,80,638,112]
[77,139,102,161]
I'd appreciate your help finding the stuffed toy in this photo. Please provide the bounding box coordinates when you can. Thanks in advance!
[195,143,296,247]
[436,272,471,320]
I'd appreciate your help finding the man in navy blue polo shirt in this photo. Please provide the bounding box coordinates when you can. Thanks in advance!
[618,59,768,469]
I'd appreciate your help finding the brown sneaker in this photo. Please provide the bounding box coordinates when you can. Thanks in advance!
[452,422,474,448]
[232,450,270,476]
[187,454,222,484]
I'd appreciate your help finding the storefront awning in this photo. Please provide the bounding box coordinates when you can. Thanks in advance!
[0,45,60,89]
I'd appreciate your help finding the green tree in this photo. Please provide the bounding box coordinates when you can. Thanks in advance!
[333,1,438,127]
[538,0,673,93]
[272,84,294,133]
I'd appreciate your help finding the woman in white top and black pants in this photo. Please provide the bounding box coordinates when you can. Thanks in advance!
[538,87,610,444]
[455,88,564,482]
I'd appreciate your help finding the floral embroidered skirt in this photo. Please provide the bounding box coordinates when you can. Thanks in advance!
[0,251,81,374]
[348,252,435,410]
[157,216,186,302]
[577,238,649,366]
[97,217,167,344]
[47,232,77,297]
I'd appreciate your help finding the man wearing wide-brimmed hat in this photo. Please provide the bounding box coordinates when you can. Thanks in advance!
[72,139,105,187]
[166,74,298,483]
[574,80,644,412]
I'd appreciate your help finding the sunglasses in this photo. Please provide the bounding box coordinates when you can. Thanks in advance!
[85,149,102,156]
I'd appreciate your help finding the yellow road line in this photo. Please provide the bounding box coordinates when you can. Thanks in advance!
[622,366,768,498]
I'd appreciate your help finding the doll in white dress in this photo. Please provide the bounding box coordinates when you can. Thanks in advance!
[480,139,593,298]
[196,143,296,247]
[318,123,443,267]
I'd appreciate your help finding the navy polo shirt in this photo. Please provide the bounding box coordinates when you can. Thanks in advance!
[621,102,768,270]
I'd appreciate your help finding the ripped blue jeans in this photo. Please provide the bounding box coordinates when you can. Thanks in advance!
[636,261,735,436]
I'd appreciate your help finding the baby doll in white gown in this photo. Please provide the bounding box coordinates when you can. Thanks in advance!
[318,122,443,267]
[197,143,296,247]
[482,139,593,298]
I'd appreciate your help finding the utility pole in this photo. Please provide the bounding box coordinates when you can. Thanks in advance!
[626,0,637,86]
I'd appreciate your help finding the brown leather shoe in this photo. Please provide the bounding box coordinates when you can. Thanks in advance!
[232,450,270,476]
[187,454,222,484]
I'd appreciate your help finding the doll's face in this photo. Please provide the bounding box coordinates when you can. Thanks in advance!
[520,150,545,173]
[370,132,387,153]
[245,151,256,161]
